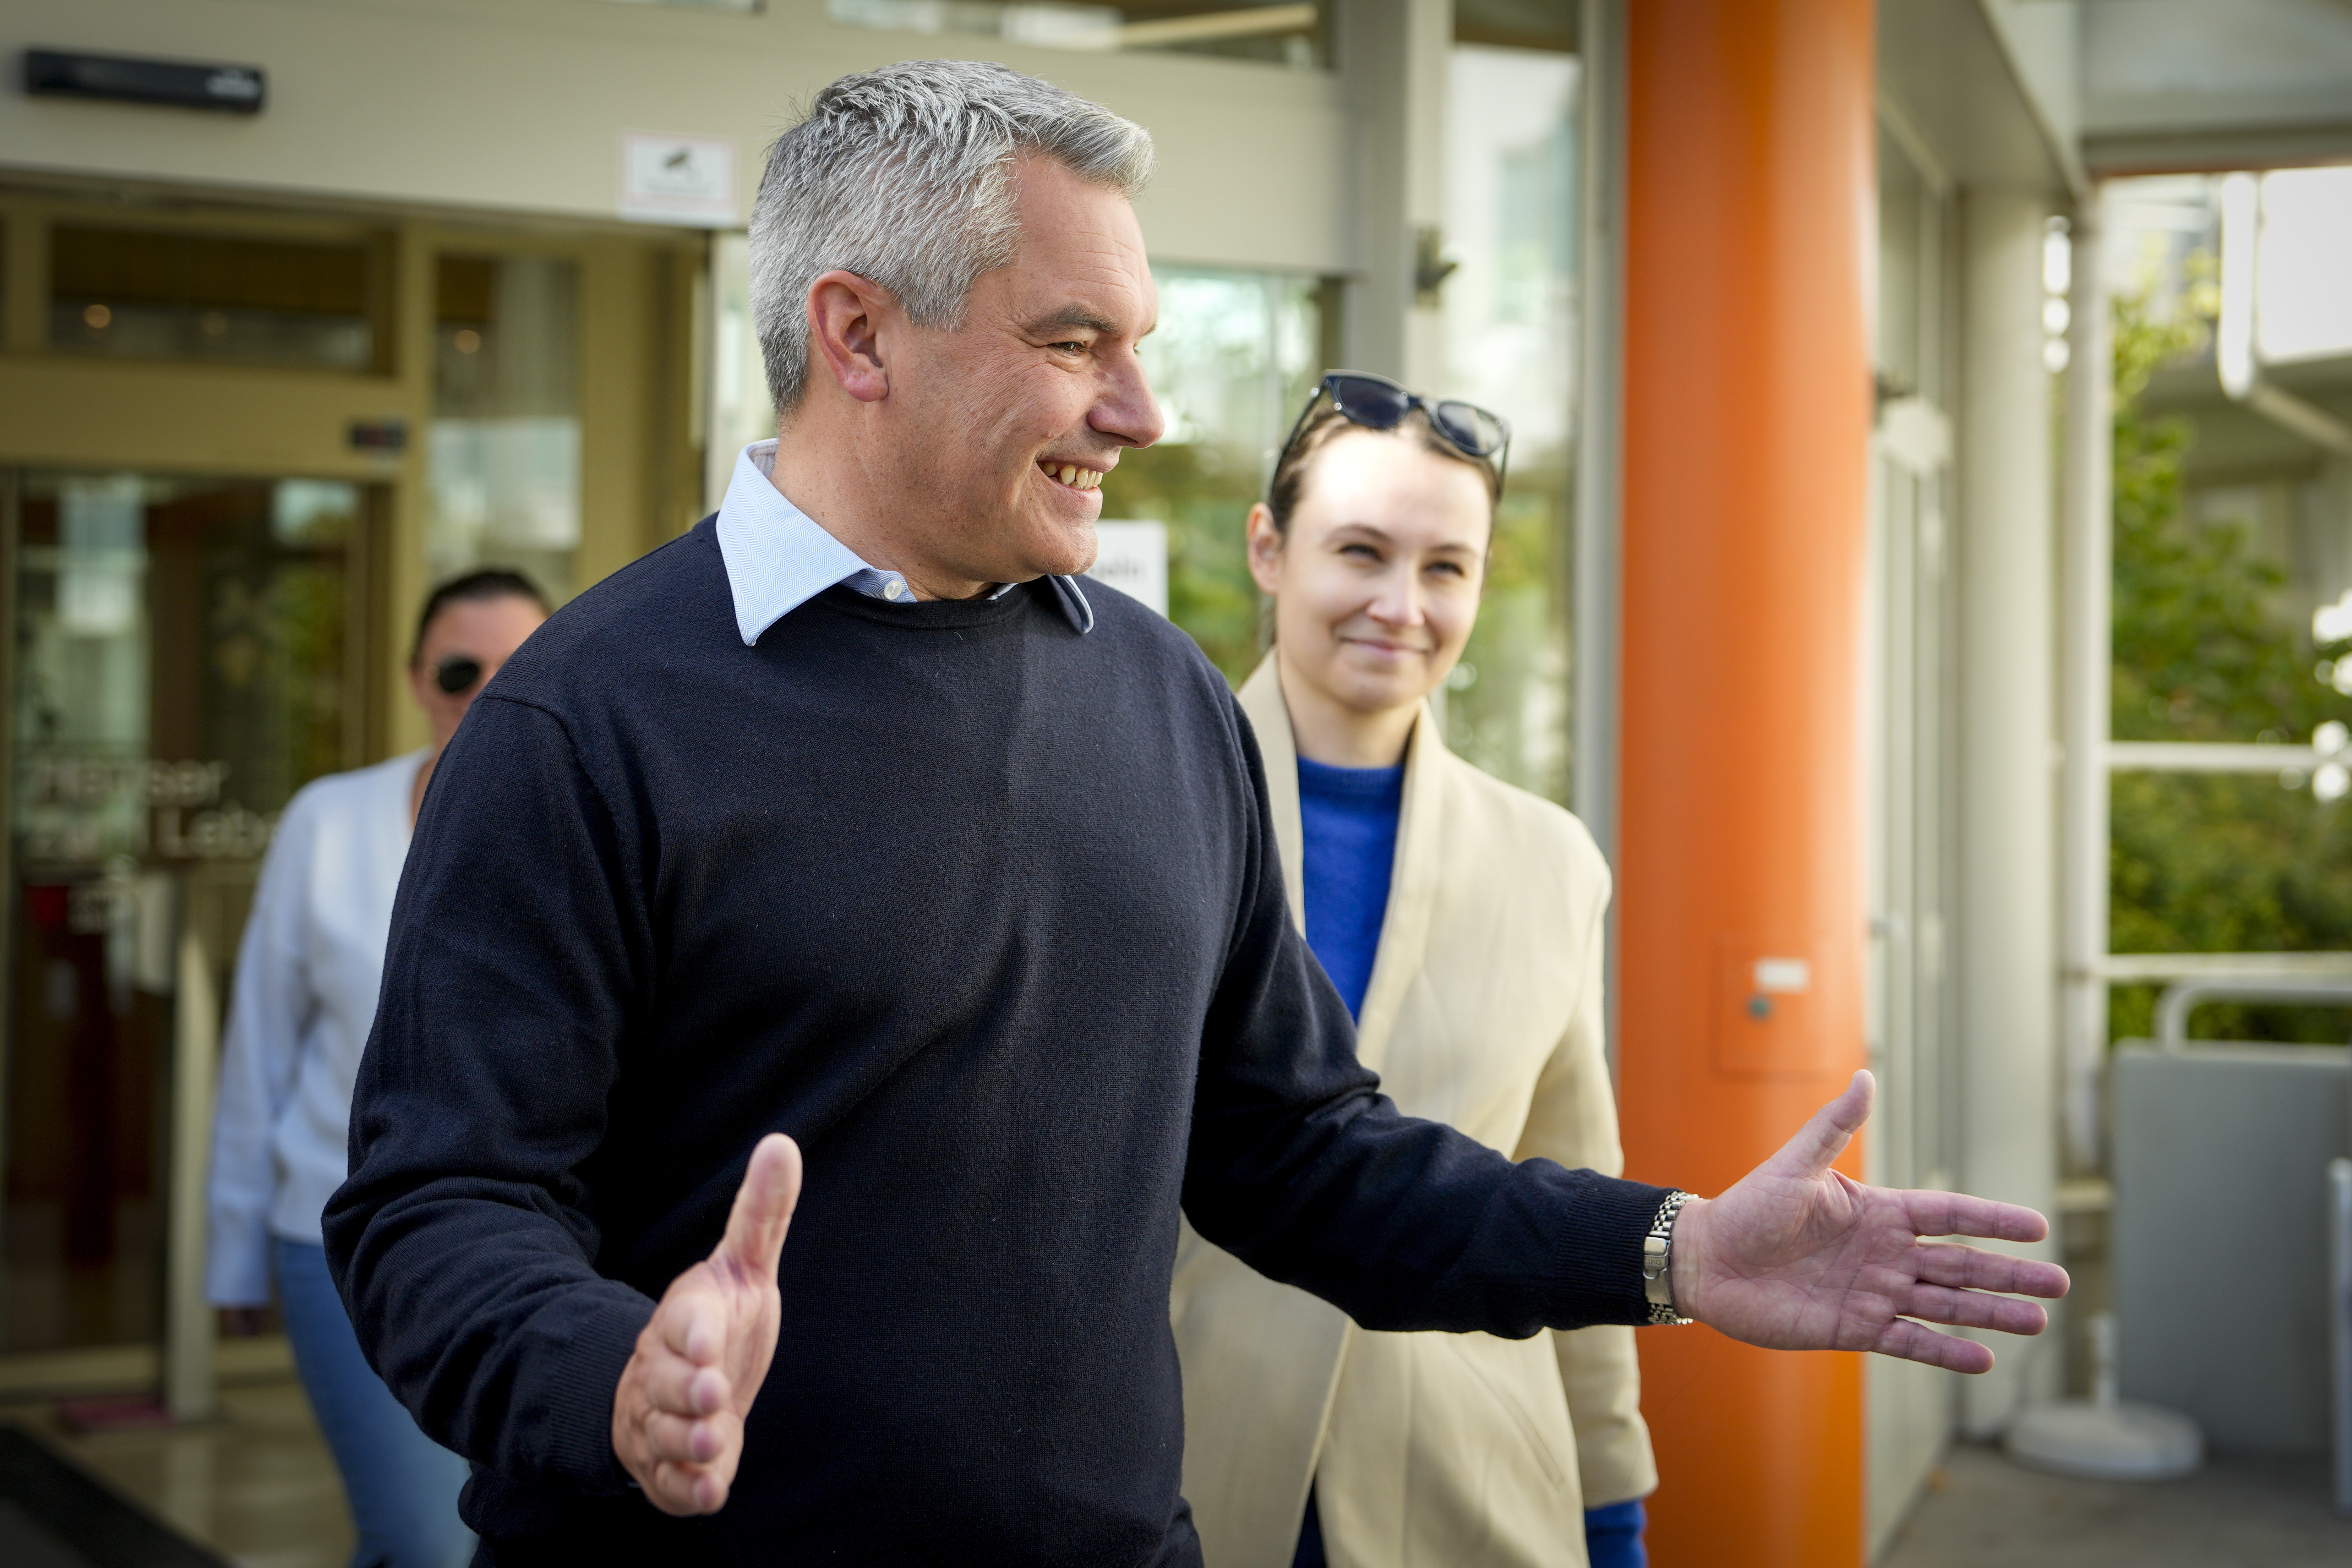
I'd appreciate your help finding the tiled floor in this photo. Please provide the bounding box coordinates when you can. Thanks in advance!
[1,1378,353,1568]
[1881,1440,2352,1568]
[10,1380,2348,1567]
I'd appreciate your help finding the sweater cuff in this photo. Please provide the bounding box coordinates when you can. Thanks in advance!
[531,1288,656,1493]
[206,1212,275,1307]
[1553,1173,1672,1327]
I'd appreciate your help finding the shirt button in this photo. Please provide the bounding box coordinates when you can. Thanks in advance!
[884,579,904,599]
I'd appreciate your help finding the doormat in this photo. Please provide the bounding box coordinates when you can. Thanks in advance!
[0,1424,229,1568]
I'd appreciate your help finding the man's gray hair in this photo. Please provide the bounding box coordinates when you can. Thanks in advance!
[751,60,1156,415]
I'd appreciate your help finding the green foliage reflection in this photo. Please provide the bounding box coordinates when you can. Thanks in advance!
[2107,284,2352,1042]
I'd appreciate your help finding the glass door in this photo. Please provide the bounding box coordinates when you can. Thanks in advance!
[3,470,364,1356]
[0,181,701,1404]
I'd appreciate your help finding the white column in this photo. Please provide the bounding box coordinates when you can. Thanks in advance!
[1575,0,1628,1070]
[1956,187,2063,1435]
[1333,0,1450,386]
[2059,194,2113,1173]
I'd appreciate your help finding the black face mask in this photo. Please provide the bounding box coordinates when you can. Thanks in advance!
[433,655,485,696]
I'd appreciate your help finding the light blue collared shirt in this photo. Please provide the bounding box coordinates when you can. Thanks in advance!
[714,441,1092,645]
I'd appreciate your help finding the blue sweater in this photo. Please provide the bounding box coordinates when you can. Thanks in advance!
[1297,756,1405,1018]
[325,521,1665,1565]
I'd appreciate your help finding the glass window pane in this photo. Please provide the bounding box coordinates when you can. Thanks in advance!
[2103,177,2351,748]
[430,254,582,604]
[48,225,379,371]
[827,0,1324,69]
[2107,184,2342,747]
[1440,45,1580,805]
[2110,771,2352,1042]
[1113,267,1320,682]
[1453,0,1574,51]
[6,470,357,1353]
[2101,174,2352,1037]
[707,233,774,511]
[1877,126,1924,394]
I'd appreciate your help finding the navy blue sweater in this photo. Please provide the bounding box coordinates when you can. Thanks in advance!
[324,520,1665,1565]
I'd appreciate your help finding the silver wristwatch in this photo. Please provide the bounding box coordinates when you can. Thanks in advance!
[1642,1191,1695,1326]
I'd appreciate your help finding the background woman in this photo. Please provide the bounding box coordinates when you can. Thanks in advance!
[206,569,549,1568]
[1170,377,1654,1568]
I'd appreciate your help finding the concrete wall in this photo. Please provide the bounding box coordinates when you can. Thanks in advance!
[0,0,1352,274]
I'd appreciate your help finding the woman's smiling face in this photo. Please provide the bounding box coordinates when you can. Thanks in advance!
[1248,425,1493,723]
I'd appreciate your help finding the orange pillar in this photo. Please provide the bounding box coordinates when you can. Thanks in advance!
[1616,4,1875,1566]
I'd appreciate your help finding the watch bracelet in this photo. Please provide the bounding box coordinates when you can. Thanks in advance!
[1642,1190,1695,1327]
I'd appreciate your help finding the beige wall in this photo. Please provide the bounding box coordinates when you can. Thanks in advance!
[0,0,1353,275]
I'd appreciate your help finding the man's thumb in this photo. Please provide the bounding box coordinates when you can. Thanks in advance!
[1774,1069,1874,1178]
[715,1133,802,1280]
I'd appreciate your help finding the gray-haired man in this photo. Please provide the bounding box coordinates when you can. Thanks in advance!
[327,60,2065,1564]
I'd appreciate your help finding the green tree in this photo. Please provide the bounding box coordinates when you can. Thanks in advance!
[2106,285,2352,1042]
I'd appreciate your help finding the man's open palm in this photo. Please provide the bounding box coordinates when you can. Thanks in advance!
[612,1133,802,1514]
[1671,1071,2068,1372]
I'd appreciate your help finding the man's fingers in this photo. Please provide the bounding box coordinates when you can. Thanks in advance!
[1872,1317,1997,1375]
[714,1133,803,1283]
[1768,1069,1875,1180]
[644,1457,732,1517]
[1897,1283,2051,1337]
[655,1282,729,1365]
[1902,1189,2052,1247]
[635,1348,731,1419]
[1909,1242,2072,1301]
[639,1405,735,1467]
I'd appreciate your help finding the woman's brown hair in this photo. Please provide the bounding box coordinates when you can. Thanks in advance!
[1262,404,1503,537]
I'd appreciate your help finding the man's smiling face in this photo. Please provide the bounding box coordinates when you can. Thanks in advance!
[882,152,1164,585]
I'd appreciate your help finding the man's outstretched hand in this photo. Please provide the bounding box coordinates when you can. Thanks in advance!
[613,1133,802,1514]
[1668,1071,2068,1373]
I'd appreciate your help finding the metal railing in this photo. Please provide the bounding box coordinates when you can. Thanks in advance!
[2153,976,2352,1049]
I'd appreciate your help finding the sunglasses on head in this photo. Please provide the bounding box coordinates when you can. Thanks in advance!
[433,655,485,696]
[1281,372,1512,489]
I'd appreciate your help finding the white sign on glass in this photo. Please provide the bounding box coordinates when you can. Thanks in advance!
[1088,520,1167,617]
[619,132,738,227]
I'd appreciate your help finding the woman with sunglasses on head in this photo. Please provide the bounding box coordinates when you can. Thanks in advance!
[205,569,548,1568]
[1170,376,1654,1568]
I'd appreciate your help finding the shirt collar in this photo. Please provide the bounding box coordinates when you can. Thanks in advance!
[713,441,1093,645]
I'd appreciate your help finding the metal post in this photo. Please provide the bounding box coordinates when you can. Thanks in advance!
[1575,0,1626,1073]
[2058,194,2112,1171]
[165,920,220,1421]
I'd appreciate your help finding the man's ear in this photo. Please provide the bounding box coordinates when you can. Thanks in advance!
[805,270,896,404]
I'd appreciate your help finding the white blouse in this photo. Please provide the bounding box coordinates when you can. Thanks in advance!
[204,750,425,1304]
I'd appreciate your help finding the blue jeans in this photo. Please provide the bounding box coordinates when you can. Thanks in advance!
[275,1238,476,1568]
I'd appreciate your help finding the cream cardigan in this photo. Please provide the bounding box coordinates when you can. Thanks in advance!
[1170,656,1656,1568]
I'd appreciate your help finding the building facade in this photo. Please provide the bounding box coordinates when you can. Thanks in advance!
[4,1,2351,1563]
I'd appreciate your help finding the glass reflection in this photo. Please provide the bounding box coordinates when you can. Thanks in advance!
[430,255,582,604]
[1441,44,1580,804]
[6,472,355,1353]
[48,226,377,372]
